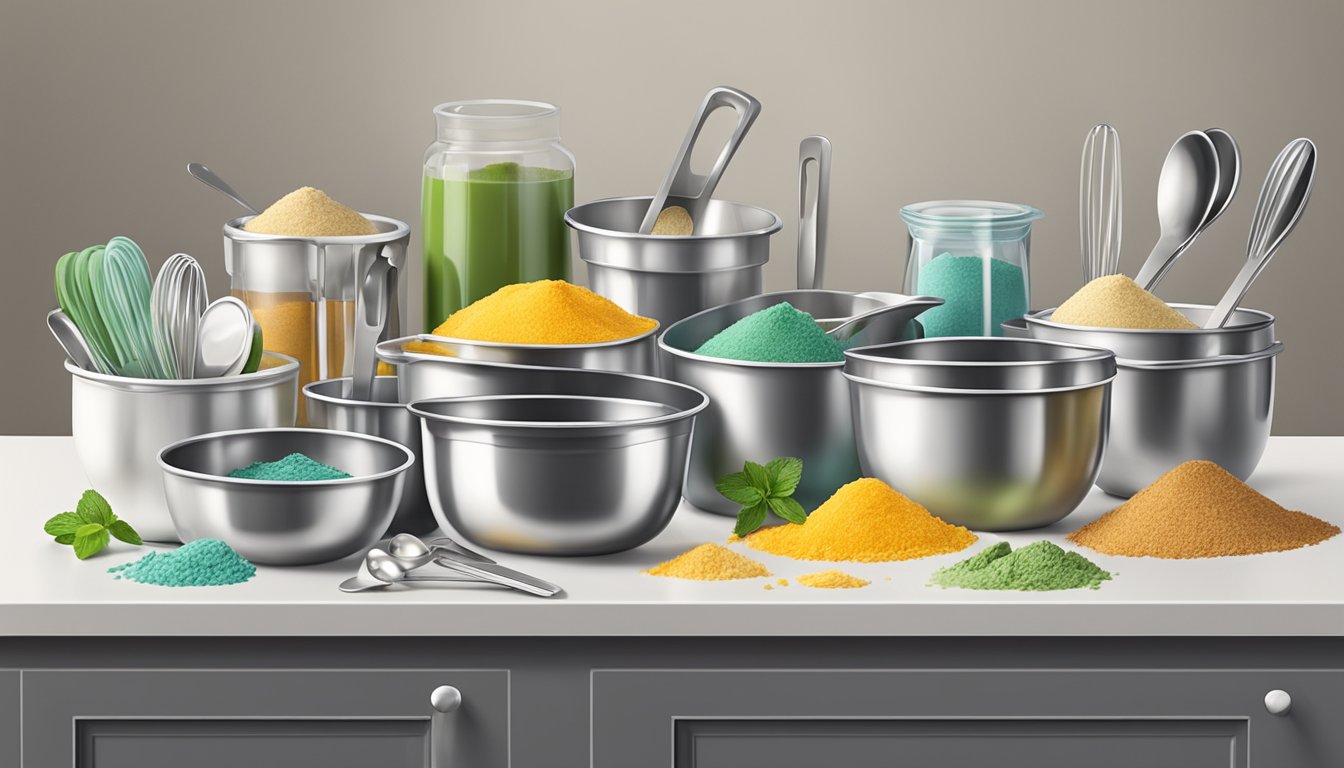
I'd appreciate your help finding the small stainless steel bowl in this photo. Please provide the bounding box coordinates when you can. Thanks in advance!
[844,338,1116,531]
[410,376,708,556]
[159,428,414,565]
[1024,303,1276,359]
[303,376,437,537]
[567,196,783,327]
[376,327,659,379]
[69,352,300,543]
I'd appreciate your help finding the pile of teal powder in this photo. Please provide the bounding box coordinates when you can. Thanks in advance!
[916,253,1027,337]
[108,538,257,587]
[694,302,847,363]
[227,452,351,481]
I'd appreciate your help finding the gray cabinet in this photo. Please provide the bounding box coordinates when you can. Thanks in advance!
[592,669,1344,768]
[1,671,17,768]
[21,669,508,768]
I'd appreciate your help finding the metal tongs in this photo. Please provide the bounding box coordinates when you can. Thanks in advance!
[338,534,563,598]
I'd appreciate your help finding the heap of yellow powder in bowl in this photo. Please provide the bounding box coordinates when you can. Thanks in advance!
[1051,275,1198,330]
[415,280,658,348]
[1068,460,1340,558]
[746,478,977,561]
[243,187,377,237]
[644,543,771,580]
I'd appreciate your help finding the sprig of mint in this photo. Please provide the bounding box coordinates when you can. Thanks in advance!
[43,490,141,559]
[716,457,808,537]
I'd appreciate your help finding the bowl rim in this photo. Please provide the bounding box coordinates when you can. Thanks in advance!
[565,195,784,241]
[1024,303,1276,335]
[409,390,708,430]
[302,375,402,409]
[843,336,1117,369]
[67,352,300,389]
[224,212,411,244]
[841,370,1117,395]
[158,427,414,487]
[387,324,661,353]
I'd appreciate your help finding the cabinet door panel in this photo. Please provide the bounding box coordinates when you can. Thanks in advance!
[0,671,17,768]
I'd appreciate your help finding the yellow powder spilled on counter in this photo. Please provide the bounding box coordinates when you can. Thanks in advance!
[1068,461,1340,558]
[746,478,977,562]
[798,570,870,589]
[1051,275,1198,330]
[424,280,658,345]
[776,578,789,587]
[244,187,376,237]
[644,543,771,581]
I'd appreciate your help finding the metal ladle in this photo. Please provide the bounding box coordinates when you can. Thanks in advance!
[1133,131,1221,291]
[825,298,944,344]
[187,162,261,215]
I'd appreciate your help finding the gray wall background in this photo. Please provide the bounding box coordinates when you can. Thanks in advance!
[2,0,1339,435]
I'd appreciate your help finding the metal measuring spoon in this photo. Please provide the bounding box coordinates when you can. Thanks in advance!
[1133,131,1220,291]
[1203,128,1242,232]
[47,309,101,372]
[338,548,476,593]
[187,162,261,215]
[194,297,254,377]
[389,533,495,566]
[367,548,562,598]
[825,297,945,344]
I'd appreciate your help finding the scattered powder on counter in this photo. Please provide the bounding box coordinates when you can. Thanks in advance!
[227,452,352,482]
[930,541,1112,591]
[1068,461,1340,558]
[1051,274,1198,330]
[798,570,870,589]
[916,253,1027,337]
[643,543,772,581]
[746,478,977,562]
[415,280,657,346]
[243,186,377,237]
[776,578,789,587]
[694,302,847,363]
[108,538,257,587]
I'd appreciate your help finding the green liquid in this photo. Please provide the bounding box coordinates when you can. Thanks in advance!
[422,163,574,330]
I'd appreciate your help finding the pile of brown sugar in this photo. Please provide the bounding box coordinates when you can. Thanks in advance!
[643,543,771,580]
[1051,275,1197,330]
[244,187,376,237]
[1068,461,1340,558]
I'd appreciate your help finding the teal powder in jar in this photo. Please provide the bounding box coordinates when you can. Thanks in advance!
[915,253,1027,337]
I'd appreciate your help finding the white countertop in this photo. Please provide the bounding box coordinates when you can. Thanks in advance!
[2,436,1342,638]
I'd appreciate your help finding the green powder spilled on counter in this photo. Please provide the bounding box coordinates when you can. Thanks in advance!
[227,453,352,481]
[916,253,1027,337]
[109,538,256,587]
[694,302,847,363]
[929,541,1112,591]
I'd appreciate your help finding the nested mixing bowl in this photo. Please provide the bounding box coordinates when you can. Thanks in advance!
[1023,303,1275,359]
[844,338,1116,531]
[376,330,658,379]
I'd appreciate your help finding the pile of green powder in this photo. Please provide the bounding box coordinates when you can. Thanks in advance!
[694,302,847,363]
[929,541,1112,591]
[109,538,257,587]
[916,253,1027,337]
[227,452,351,481]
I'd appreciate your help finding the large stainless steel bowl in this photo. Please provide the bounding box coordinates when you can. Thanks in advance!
[159,427,413,565]
[659,289,943,515]
[844,338,1116,531]
[409,374,707,556]
[1023,303,1276,359]
[69,353,300,542]
[303,376,437,537]
[376,328,659,378]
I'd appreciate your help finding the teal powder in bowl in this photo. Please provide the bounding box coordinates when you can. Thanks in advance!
[227,452,352,481]
[694,302,847,363]
[916,253,1027,337]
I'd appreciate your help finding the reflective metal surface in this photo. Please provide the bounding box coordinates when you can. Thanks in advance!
[304,376,437,537]
[844,338,1115,531]
[1134,130,1221,291]
[659,289,942,515]
[377,329,658,378]
[69,353,300,542]
[159,427,413,565]
[1024,303,1276,359]
[411,382,707,556]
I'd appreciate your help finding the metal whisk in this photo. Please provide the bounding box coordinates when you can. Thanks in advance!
[1080,124,1123,283]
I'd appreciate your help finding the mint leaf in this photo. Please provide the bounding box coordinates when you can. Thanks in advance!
[73,523,110,560]
[77,490,115,526]
[107,520,142,546]
[44,511,83,536]
[767,496,808,525]
[54,533,76,545]
[743,461,771,496]
[733,501,770,537]
[764,457,803,498]
[716,472,763,506]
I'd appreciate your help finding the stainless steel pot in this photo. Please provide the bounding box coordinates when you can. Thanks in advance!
[1099,342,1283,497]
[843,338,1115,531]
[303,376,437,537]
[376,328,659,379]
[69,353,300,542]
[1024,303,1276,359]
[658,289,943,515]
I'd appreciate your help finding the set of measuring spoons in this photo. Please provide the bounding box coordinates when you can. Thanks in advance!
[339,533,563,598]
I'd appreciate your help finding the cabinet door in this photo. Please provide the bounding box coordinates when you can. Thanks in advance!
[592,669,1343,768]
[1,671,17,767]
[22,669,508,768]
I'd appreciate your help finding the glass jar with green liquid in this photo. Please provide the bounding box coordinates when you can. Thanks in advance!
[422,100,575,330]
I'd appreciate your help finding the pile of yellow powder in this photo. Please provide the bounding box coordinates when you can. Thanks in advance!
[244,187,376,237]
[1051,275,1198,330]
[1068,461,1340,558]
[797,570,870,589]
[644,543,771,580]
[746,478,977,561]
[411,280,658,347]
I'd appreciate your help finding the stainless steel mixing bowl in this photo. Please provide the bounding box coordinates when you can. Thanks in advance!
[69,353,300,542]
[159,427,414,565]
[375,328,658,378]
[1098,342,1283,497]
[658,289,943,515]
[303,376,437,537]
[844,338,1116,531]
[567,196,783,327]
[409,376,707,556]
[1024,303,1276,359]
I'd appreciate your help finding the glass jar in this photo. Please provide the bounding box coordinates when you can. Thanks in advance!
[422,100,576,331]
[900,200,1042,337]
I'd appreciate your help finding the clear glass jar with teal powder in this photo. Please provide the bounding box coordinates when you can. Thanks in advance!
[900,201,1042,337]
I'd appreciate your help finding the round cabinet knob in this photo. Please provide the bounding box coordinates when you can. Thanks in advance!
[1264,689,1292,716]
[431,685,462,714]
